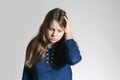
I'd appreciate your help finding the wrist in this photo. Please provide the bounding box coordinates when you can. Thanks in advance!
[64,32,72,40]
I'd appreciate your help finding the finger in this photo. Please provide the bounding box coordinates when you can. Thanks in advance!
[64,15,68,20]
[64,16,69,22]
[64,15,68,19]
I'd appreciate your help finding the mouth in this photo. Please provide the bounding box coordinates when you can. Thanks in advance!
[51,39,57,41]
[50,38,57,42]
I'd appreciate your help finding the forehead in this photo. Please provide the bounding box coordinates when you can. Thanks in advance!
[50,20,64,29]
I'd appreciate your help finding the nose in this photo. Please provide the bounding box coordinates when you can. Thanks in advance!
[52,31,57,37]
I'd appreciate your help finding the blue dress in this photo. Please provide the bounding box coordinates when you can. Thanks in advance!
[22,39,82,80]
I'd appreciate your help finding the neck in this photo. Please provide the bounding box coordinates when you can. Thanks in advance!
[47,43,54,49]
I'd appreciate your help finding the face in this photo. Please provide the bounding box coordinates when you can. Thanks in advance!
[46,20,64,44]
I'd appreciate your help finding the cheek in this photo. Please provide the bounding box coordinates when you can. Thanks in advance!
[59,32,64,38]
[46,31,53,38]
[45,31,50,38]
[47,31,52,36]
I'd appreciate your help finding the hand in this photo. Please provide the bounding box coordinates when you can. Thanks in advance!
[64,15,72,40]
[64,15,71,34]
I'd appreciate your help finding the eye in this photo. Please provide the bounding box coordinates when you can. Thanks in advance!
[58,29,63,33]
[49,27,54,31]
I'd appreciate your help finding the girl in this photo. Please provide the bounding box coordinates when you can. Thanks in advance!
[22,8,82,80]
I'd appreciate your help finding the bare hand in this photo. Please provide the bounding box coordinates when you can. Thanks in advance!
[64,15,72,40]
[64,15,71,34]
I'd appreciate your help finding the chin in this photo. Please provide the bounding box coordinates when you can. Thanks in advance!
[50,41,57,43]
[50,40,58,43]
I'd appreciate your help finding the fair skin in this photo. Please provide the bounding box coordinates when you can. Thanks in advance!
[64,16,72,40]
[46,16,72,48]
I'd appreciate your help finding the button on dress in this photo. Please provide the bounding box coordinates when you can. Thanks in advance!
[22,39,82,80]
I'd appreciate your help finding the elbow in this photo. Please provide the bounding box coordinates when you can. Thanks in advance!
[68,55,82,65]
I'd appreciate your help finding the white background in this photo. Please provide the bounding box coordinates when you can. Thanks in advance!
[0,0,120,80]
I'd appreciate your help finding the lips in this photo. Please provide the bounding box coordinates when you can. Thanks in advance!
[50,38,57,41]
[50,38,57,42]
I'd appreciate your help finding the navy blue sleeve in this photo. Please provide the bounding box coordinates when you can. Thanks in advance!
[22,66,35,80]
[65,39,82,65]
[22,66,28,80]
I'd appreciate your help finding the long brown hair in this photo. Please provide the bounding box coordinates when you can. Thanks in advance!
[24,8,67,68]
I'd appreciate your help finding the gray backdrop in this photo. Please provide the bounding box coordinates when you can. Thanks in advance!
[0,0,120,80]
